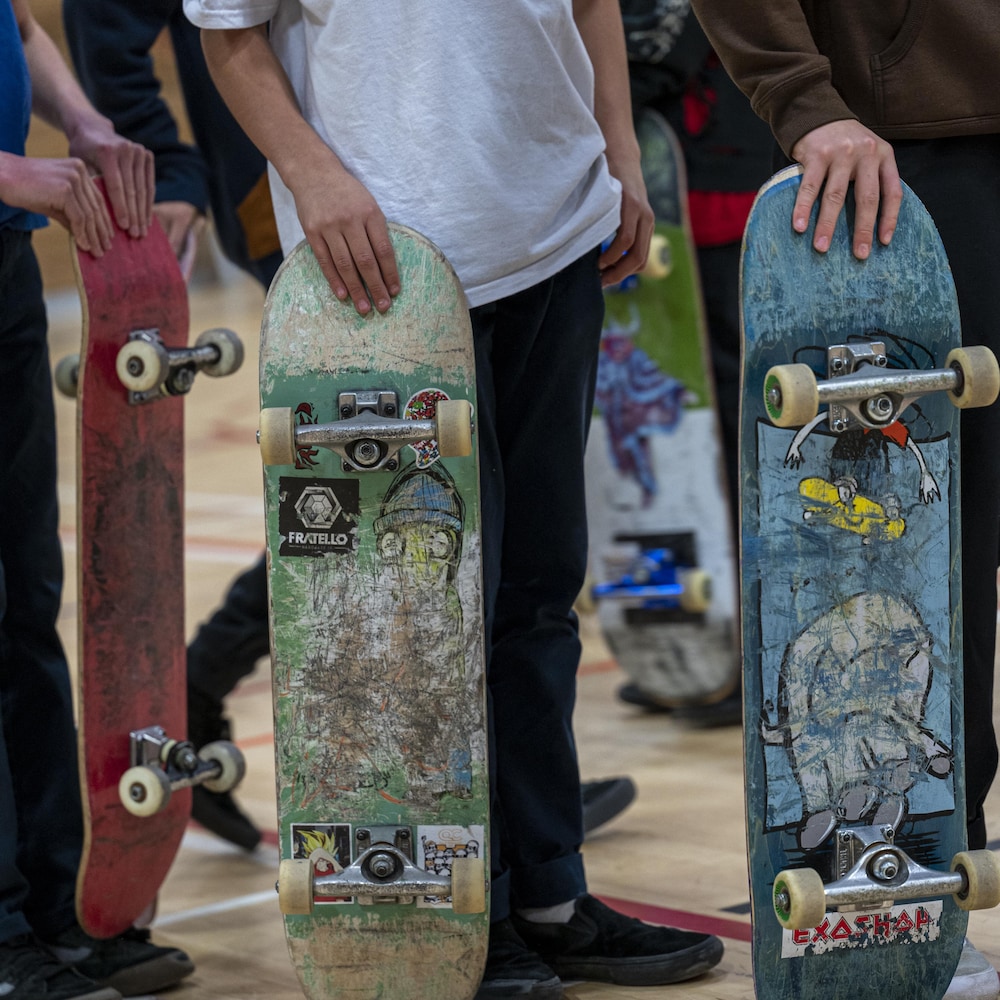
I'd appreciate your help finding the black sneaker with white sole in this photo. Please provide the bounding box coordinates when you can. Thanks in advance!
[512,894,723,986]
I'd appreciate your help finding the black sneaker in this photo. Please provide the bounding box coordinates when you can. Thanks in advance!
[188,686,261,851]
[581,777,636,835]
[0,935,120,1000]
[474,919,564,1000]
[512,895,723,986]
[45,926,194,996]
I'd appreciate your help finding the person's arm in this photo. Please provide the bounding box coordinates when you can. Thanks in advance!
[690,0,901,258]
[199,24,398,314]
[62,0,208,267]
[14,0,153,240]
[573,0,654,285]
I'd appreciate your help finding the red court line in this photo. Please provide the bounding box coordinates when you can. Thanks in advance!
[578,658,619,677]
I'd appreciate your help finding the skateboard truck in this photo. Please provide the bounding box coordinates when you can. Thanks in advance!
[258,390,474,470]
[773,824,1000,930]
[118,725,246,817]
[592,546,712,614]
[114,327,245,403]
[277,825,487,916]
[763,340,1000,430]
[54,327,244,402]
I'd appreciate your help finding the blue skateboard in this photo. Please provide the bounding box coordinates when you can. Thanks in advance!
[740,165,1000,999]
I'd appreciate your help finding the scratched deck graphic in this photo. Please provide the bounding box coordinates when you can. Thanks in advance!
[585,107,737,706]
[741,166,968,999]
[260,229,487,1000]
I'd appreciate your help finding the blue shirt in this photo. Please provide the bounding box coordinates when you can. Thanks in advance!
[1,0,46,231]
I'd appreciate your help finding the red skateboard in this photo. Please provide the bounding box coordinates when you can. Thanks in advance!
[62,179,246,937]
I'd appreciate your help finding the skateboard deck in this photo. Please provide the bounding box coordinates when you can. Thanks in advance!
[585,107,738,706]
[740,165,1000,998]
[259,227,488,1000]
[70,180,245,937]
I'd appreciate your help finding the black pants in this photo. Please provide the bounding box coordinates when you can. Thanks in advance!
[0,231,82,943]
[472,248,605,920]
[893,135,1000,851]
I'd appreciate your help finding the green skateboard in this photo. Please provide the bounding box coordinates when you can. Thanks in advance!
[258,227,488,1000]
[586,107,738,707]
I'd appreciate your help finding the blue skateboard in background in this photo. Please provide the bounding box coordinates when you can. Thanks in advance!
[740,165,1000,999]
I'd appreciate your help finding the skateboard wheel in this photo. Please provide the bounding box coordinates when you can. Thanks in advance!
[678,568,712,614]
[435,399,473,458]
[54,354,80,398]
[643,233,672,279]
[259,407,297,465]
[116,338,170,393]
[946,347,1000,409]
[952,850,1000,910]
[278,858,315,915]
[764,364,819,428]
[773,867,826,930]
[196,327,245,377]
[198,740,247,793]
[450,857,486,914]
[119,765,172,817]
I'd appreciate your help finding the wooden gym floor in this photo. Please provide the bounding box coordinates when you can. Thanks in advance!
[26,4,1000,995]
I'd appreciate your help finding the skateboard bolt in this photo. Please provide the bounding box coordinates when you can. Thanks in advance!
[875,354,888,367]
[863,395,894,424]
[831,357,846,373]
[384,404,397,416]
[352,439,382,468]
[172,367,195,394]
[870,851,900,882]
[366,851,400,881]
[357,829,371,843]
[340,405,354,417]
[174,744,199,772]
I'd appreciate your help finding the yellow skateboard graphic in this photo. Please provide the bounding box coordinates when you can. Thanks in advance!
[799,476,905,541]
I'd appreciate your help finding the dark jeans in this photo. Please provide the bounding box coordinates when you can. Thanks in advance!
[892,135,1000,851]
[472,248,605,920]
[0,231,82,944]
[187,553,269,702]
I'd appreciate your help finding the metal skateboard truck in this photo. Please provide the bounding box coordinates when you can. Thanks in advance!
[55,326,244,403]
[277,825,486,915]
[764,340,1000,431]
[259,389,473,472]
[119,725,246,817]
[773,827,1000,930]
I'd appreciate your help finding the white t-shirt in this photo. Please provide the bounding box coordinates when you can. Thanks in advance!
[183,0,622,306]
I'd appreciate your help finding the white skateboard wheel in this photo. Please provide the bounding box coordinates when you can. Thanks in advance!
[764,364,819,428]
[773,867,826,930]
[196,327,245,377]
[946,346,1000,409]
[119,765,172,817]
